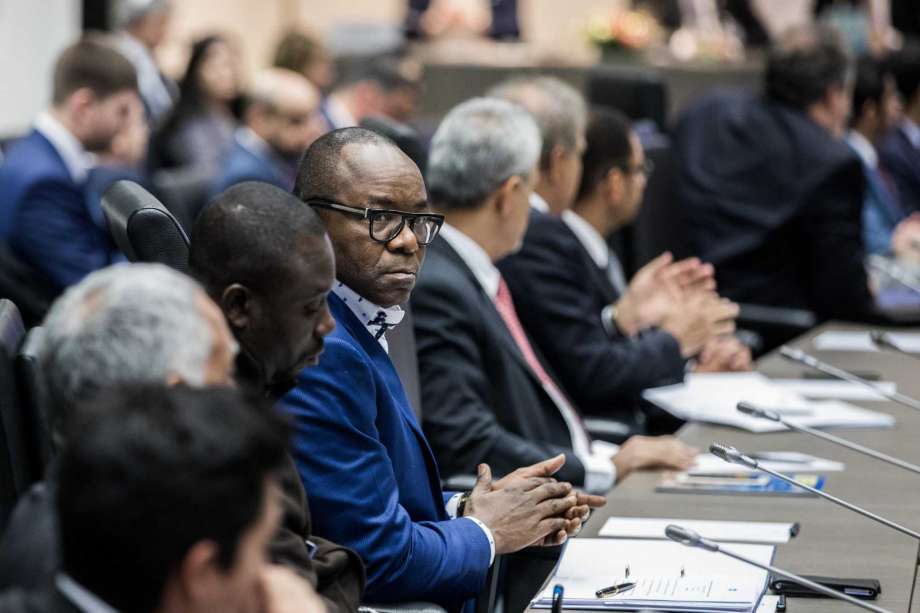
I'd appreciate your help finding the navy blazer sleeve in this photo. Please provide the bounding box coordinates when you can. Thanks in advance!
[499,225,685,416]
[11,179,115,290]
[280,336,491,605]
[412,273,587,485]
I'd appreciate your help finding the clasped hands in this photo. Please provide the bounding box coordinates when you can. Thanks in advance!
[462,454,606,554]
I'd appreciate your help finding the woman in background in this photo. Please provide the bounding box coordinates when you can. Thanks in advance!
[152,35,241,176]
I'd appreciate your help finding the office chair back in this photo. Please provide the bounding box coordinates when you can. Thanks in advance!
[0,300,33,529]
[101,180,191,272]
[587,67,668,130]
[15,327,52,475]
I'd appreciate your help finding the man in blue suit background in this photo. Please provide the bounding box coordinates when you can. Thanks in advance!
[279,128,603,609]
[0,37,139,294]
[880,44,920,216]
[209,68,326,198]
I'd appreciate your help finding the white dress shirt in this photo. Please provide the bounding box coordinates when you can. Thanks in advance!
[34,112,95,183]
[56,574,119,613]
[902,117,920,151]
[324,95,358,130]
[529,191,550,214]
[439,223,618,493]
[847,130,879,169]
[115,32,174,122]
[332,279,496,562]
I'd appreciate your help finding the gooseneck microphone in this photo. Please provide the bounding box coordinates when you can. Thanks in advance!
[664,525,892,613]
[709,443,920,541]
[871,331,920,361]
[736,402,920,477]
[779,346,920,412]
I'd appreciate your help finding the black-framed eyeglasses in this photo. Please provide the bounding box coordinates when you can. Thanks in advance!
[622,159,655,178]
[306,199,445,246]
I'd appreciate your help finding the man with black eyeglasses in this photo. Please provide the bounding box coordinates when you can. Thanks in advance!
[278,127,604,611]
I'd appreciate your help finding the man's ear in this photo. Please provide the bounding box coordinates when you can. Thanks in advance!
[174,540,222,606]
[547,144,568,184]
[493,175,523,219]
[602,167,625,207]
[221,284,253,330]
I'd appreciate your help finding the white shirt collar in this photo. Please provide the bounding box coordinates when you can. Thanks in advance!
[34,112,95,183]
[325,95,357,129]
[236,127,273,158]
[438,223,501,299]
[901,118,920,150]
[846,130,879,168]
[561,210,609,269]
[56,574,119,613]
[529,192,550,214]
[115,32,173,121]
[333,282,404,353]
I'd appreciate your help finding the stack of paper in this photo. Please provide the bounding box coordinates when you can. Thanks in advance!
[531,538,774,612]
[598,517,797,544]
[689,451,845,476]
[641,373,895,432]
[813,330,920,352]
[770,379,897,401]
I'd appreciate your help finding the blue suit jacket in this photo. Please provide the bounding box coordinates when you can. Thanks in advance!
[279,293,491,607]
[0,130,121,293]
[208,137,292,198]
[879,127,920,215]
[857,158,905,255]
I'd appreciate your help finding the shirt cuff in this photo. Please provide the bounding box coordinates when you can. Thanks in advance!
[445,492,463,519]
[578,441,619,495]
[462,516,496,565]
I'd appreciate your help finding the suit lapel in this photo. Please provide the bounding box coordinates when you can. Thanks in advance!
[434,240,549,390]
[559,220,620,303]
[328,295,445,495]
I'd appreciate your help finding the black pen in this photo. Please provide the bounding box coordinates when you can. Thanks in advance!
[551,584,564,613]
[595,582,636,598]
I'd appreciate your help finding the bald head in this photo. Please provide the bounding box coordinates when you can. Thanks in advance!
[246,68,325,158]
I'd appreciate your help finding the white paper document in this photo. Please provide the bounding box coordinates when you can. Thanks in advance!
[689,452,845,476]
[642,373,895,432]
[770,379,897,401]
[598,517,796,544]
[531,538,774,612]
[757,595,779,611]
[813,330,920,352]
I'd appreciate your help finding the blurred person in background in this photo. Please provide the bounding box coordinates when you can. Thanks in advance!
[152,35,241,179]
[111,0,176,124]
[0,37,138,295]
[274,30,336,93]
[210,68,326,197]
[848,54,920,258]
[673,24,875,321]
[405,0,520,40]
[319,57,422,130]
[879,44,920,215]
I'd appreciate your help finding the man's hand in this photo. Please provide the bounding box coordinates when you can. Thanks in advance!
[491,453,565,491]
[695,336,753,373]
[659,293,739,358]
[465,463,577,554]
[891,214,920,262]
[613,254,717,335]
[257,565,327,613]
[612,436,699,482]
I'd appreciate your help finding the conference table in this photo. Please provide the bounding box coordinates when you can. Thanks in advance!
[533,322,920,612]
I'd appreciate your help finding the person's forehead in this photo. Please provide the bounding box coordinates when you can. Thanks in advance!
[337,143,427,210]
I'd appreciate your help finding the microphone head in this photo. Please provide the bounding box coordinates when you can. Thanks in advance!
[779,345,806,362]
[736,402,781,422]
[665,524,720,552]
[709,443,759,469]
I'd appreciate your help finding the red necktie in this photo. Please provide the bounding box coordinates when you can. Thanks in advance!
[494,277,592,448]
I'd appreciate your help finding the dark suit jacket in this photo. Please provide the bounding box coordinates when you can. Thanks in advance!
[497,210,686,428]
[0,131,121,293]
[672,91,873,320]
[208,136,292,199]
[879,126,920,215]
[412,238,587,485]
[0,462,364,613]
[279,293,491,608]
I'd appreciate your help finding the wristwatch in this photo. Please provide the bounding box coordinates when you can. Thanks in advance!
[456,490,472,517]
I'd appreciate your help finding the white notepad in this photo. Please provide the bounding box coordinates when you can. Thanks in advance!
[531,538,774,612]
[598,517,796,544]
[641,373,895,432]
[813,330,920,352]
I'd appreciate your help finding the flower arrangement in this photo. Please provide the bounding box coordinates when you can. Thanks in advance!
[586,9,662,53]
